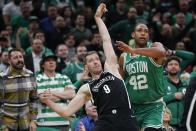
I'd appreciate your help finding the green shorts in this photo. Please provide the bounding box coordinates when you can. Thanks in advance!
[133,101,166,129]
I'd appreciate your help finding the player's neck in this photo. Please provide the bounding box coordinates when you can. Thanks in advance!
[135,44,146,48]
[91,73,101,80]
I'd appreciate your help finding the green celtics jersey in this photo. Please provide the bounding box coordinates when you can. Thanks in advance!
[123,52,165,104]
[36,73,74,126]
[62,62,84,83]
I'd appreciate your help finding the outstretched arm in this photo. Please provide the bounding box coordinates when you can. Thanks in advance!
[95,3,121,78]
[41,84,91,117]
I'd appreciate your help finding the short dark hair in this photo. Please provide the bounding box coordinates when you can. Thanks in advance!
[134,23,148,31]
[8,48,23,58]
[33,30,44,38]
[55,43,69,55]
[165,56,181,67]
[83,51,99,64]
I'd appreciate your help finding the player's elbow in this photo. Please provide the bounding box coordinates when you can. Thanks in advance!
[64,87,76,99]
[60,109,72,117]
[154,42,166,57]
[159,49,166,57]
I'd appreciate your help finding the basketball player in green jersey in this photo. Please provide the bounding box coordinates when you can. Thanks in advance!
[117,23,166,131]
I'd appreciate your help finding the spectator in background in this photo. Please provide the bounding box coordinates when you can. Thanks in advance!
[0,29,12,47]
[0,49,9,73]
[45,16,70,51]
[87,31,103,53]
[86,31,105,62]
[11,1,31,35]
[165,48,195,72]
[35,54,76,131]
[83,6,96,30]
[156,0,176,14]
[62,44,87,83]
[133,0,150,24]
[2,0,21,26]
[25,30,52,55]
[55,44,69,73]
[25,38,53,73]
[173,0,192,25]
[40,4,58,34]
[75,101,98,131]
[0,49,37,131]
[187,17,196,55]
[163,108,176,131]
[163,56,188,129]
[156,23,174,49]
[0,37,12,52]
[64,33,76,62]
[44,0,70,9]
[109,7,137,43]
[5,25,15,46]
[152,12,196,50]
[15,16,40,51]
[105,0,127,27]
[172,13,186,38]
[60,5,74,28]
[70,14,92,44]
[31,0,47,20]
[175,41,186,50]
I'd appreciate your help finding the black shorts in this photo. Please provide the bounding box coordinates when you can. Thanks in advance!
[92,113,139,131]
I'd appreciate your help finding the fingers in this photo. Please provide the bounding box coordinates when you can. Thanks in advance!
[116,41,125,44]
[116,41,127,51]
[95,3,107,18]
[116,41,135,54]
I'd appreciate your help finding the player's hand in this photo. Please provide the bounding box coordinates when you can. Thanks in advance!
[95,3,107,18]
[165,49,175,57]
[116,41,135,55]
[175,92,184,100]
[81,65,91,81]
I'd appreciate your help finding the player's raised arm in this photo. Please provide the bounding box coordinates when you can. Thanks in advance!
[94,3,120,77]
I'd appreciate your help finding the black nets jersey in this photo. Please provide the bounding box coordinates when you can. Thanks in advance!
[88,71,139,131]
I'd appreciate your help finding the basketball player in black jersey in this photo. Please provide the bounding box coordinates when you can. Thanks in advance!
[41,3,139,131]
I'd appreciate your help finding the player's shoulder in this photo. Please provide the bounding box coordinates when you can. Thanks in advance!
[78,83,90,93]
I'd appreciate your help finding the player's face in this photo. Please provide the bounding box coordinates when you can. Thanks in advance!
[85,53,102,75]
[166,60,180,76]
[132,24,149,47]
